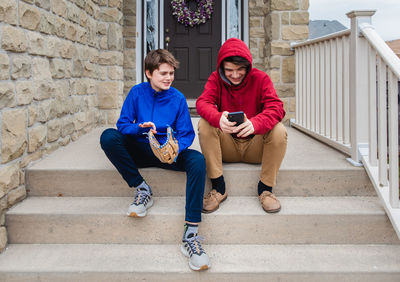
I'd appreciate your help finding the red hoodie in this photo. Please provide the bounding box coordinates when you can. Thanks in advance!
[196,38,285,135]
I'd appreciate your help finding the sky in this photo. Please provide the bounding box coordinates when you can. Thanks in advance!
[309,0,400,41]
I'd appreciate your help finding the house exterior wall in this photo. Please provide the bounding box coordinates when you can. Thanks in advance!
[263,0,309,122]
[122,0,136,99]
[0,0,125,251]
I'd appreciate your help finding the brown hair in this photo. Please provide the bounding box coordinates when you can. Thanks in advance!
[144,49,179,76]
[223,56,251,72]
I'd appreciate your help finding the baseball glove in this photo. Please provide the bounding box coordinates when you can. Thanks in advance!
[148,126,179,164]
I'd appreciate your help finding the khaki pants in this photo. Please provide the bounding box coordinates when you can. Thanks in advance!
[198,118,287,187]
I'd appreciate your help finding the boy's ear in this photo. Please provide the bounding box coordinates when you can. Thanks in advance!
[145,69,152,80]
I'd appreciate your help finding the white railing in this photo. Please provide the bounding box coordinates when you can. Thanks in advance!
[291,10,400,238]
[292,29,351,155]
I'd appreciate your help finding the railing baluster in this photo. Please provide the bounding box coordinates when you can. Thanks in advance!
[296,46,300,124]
[368,45,377,166]
[311,44,315,131]
[388,70,399,207]
[343,36,350,144]
[306,46,311,129]
[378,58,388,186]
[325,40,331,137]
[302,46,307,127]
[319,42,326,136]
[298,47,302,126]
[315,43,320,133]
[330,38,337,140]
[336,37,343,142]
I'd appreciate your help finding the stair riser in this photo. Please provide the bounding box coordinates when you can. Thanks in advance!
[2,273,400,282]
[7,214,398,244]
[26,169,375,197]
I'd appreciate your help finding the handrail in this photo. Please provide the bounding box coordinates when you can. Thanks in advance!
[291,10,400,238]
[360,23,400,78]
[291,29,350,48]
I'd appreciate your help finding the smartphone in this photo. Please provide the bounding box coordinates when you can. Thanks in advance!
[228,111,244,125]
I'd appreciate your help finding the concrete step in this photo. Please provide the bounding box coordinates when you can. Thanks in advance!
[1,244,400,281]
[6,196,399,244]
[26,125,374,197]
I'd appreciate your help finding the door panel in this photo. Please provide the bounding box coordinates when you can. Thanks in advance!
[198,48,212,80]
[164,0,221,99]
[174,48,189,81]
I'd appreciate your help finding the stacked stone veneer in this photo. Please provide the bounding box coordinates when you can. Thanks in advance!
[122,0,135,95]
[250,0,308,122]
[0,0,125,251]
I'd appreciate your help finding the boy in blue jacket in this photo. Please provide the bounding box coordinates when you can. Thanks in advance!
[100,49,210,271]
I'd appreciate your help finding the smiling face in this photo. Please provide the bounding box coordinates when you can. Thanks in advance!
[223,61,247,85]
[145,63,175,92]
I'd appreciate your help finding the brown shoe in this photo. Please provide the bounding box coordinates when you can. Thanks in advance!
[259,191,281,213]
[202,189,228,213]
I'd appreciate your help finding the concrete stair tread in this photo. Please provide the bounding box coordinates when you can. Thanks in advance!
[9,196,399,245]
[8,196,385,216]
[28,124,361,171]
[1,244,400,274]
[26,122,374,197]
[8,196,399,245]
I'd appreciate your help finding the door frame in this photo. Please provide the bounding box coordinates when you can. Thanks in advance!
[135,0,249,84]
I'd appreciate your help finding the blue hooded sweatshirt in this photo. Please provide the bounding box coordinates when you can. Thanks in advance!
[116,82,195,153]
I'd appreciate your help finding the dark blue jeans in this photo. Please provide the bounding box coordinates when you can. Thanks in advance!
[100,128,205,223]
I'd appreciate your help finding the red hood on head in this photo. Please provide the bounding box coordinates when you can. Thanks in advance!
[196,38,285,135]
[217,38,253,73]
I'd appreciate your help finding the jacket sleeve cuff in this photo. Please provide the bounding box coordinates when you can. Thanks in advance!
[210,112,223,129]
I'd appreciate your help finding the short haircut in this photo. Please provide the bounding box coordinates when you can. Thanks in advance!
[144,49,179,76]
[223,56,251,72]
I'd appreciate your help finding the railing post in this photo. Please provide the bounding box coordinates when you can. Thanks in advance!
[346,10,376,165]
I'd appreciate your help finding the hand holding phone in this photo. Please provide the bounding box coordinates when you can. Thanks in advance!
[228,111,244,126]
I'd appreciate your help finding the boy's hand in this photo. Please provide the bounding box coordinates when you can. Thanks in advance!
[139,122,157,134]
[219,111,237,134]
[233,114,255,137]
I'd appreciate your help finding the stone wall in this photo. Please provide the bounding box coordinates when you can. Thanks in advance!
[250,0,309,122]
[0,0,124,252]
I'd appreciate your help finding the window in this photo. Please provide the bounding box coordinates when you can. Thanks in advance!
[222,0,248,44]
[145,0,157,53]
[227,0,240,39]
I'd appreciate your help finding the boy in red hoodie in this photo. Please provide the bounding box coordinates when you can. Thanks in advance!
[196,38,287,213]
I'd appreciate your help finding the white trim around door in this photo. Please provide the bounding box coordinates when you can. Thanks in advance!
[136,0,249,84]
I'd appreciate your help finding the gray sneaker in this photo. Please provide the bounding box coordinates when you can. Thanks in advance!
[127,187,153,217]
[181,234,210,271]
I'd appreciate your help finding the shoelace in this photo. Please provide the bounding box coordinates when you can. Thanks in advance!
[133,188,151,206]
[260,191,276,202]
[204,189,217,199]
[184,234,205,256]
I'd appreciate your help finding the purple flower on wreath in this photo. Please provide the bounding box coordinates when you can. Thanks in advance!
[171,0,214,27]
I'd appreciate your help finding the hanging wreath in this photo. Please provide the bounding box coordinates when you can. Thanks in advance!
[171,0,214,27]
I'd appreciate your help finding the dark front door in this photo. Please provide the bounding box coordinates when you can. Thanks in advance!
[164,0,221,99]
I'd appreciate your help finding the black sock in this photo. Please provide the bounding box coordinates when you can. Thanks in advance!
[258,181,272,196]
[211,175,225,195]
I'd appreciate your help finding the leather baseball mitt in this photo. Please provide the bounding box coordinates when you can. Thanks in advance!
[148,127,179,164]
